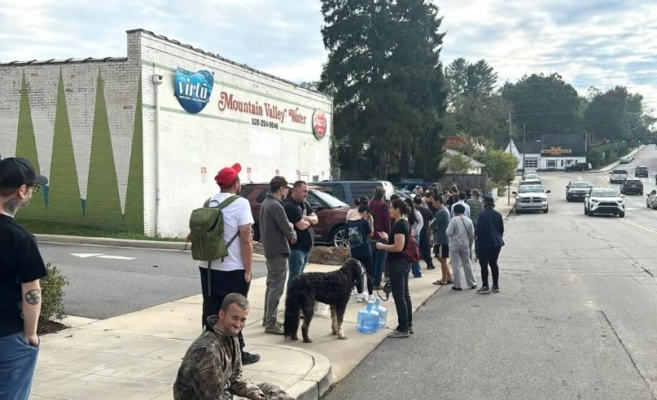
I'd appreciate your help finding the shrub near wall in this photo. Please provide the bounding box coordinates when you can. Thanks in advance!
[39,263,69,334]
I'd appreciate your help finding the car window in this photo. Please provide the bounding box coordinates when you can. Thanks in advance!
[308,189,348,209]
[591,189,618,197]
[349,182,381,199]
[569,182,589,188]
[518,185,544,193]
[612,170,627,174]
[239,187,253,198]
[255,190,268,203]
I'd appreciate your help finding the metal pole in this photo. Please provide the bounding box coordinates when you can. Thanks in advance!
[522,122,526,173]
[508,111,513,153]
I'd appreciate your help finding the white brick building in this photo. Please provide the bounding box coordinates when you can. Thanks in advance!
[0,29,333,238]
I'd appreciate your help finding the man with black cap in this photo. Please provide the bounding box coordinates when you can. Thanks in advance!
[475,196,505,294]
[0,157,49,399]
[198,163,260,365]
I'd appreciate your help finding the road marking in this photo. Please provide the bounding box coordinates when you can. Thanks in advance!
[70,253,135,260]
[70,253,104,258]
[622,219,657,235]
[97,255,135,260]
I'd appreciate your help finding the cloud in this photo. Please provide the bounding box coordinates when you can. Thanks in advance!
[0,0,655,109]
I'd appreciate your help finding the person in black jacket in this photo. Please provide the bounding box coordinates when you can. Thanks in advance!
[475,196,505,294]
[413,196,435,270]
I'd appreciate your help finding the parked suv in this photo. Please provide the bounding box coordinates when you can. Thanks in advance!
[313,180,396,204]
[565,162,592,172]
[239,183,350,247]
[620,179,643,195]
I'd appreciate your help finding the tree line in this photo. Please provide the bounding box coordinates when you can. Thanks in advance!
[305,0,655,180]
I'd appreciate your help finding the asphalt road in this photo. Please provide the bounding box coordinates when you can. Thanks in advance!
[324,148,657,399]
[37,242,267,319]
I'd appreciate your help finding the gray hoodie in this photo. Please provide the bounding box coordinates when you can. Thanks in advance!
[446,215,474,250]
[259,194,296,258]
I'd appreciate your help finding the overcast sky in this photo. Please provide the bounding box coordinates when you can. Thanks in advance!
[2,0,656,108]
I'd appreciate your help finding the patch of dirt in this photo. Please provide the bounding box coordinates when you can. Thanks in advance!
[253,242,348,266]
[38,319,68,335]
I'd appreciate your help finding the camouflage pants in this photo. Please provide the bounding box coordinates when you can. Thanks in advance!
[229,382,294,400]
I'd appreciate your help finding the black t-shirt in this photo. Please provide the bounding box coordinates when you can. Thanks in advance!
[387,219,410,263]
[417,207,433,239]
[0,214,48,337]
[284,197,314,252]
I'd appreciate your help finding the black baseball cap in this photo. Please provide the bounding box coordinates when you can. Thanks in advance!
[0,157,48,189]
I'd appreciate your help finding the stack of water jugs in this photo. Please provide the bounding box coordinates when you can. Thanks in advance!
[357,298,387,334]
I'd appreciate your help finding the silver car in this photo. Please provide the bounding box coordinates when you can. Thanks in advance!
[646,190,657,209]
[513,184,551,214]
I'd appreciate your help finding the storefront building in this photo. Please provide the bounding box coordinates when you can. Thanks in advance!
[506,135,586,171]
[0,29,333,237]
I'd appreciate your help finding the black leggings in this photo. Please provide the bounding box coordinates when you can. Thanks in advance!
[389,258,412,332]
[199,268,250,351]
[353,253,373,295]
[478,246,501,287]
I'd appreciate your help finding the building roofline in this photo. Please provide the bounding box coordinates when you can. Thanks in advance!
[0,57,127,67]
[127,28,331,99]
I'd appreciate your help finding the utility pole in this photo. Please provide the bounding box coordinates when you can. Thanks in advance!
[584,131,588,163]
[508,111,513,153]
[522,122,526,174]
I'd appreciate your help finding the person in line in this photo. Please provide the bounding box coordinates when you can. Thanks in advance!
[431,195,453,285]
[174,294,294,400]
[259,176,296,335]
[198,163,259,365]
[376,199,413,338]
[347,199,374,302]
[284,181,318,289]
[346,196,368,221]
[450,191,471,218]
[446,204,477,291]
[0,157,49,400]
[369,186,390,290]
[466,189,484,261]
[476,196,505,294]
[413,196,435,270]
[404,197,424,278]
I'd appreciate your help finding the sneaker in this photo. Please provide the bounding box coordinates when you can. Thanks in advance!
[264,325,284,335]
[427,266,436,270]
[491,285,500,293]
[242,352,260,365]
[387,330,410,338]
[356,293,367,303]
[351,288,358,296]
[452,287,462,291]
[367,295,376,302]
[477,286,491,294]
[409,325,414,335]
[470,285,477,290]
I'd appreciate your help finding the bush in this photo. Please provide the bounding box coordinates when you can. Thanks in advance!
[40,263,69,324]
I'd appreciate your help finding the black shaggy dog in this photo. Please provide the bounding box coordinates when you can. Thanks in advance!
[284,259,364,343]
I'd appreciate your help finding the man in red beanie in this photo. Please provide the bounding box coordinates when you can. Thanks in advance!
[198,163,260,365]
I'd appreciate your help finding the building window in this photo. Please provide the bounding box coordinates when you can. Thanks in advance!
[524,158,538,169]
[312,175,319,182]
[546,160,557,168]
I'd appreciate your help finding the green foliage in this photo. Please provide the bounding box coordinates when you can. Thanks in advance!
[585,86,654,141]
[446,58,497,100]
[444,153,472,174]
[40,263,69,324]
[319,0,448,179]
[480,149,518,184]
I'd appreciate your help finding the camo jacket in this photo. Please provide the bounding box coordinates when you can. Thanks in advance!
[173,316,261,400]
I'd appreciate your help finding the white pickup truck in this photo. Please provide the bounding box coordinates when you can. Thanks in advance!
[610,169,628,184]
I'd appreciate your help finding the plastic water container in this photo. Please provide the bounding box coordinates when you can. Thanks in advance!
[373,299,387,329]
[356,302,379,334]
[314,301,330,318]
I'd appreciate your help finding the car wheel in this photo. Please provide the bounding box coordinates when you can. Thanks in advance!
[566,197,571,202]
[543,207,549,214]
[588,211,594,217]
[640,192,643,196]
[584,208,588,215]
[251,224,261,242]
[619,212,625,218]
[330,226,349,248]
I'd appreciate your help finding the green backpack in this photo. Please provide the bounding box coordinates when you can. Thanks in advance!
[189,195,240,295]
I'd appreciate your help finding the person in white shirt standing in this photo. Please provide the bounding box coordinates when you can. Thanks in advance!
[198,163,260,365]
[446,203,477,291]
[450,191,471,218]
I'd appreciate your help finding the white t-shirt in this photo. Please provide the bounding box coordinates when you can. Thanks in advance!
[198,192,254,272]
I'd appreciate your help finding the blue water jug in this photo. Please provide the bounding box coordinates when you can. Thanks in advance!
[357,302,379,334]
[373,299,387,329]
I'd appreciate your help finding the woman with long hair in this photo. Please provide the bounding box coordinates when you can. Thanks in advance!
[376,199,413,338]
[404,197,424,278]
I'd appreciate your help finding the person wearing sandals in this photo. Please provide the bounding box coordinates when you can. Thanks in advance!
[376,199,413,338]
[446,204,477,291]
[431,194,453,285]
[475,196,505,294]
[347,200,375,302]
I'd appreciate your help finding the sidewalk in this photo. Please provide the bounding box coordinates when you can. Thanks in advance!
[31,263,448,400]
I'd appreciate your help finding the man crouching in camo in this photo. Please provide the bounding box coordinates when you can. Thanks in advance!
[173,293,293,400]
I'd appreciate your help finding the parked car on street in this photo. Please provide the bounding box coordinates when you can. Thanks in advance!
[565,162,592,172]
[239,183,350,247]
[584,187,625,217]
[646,189,657,209]
[619,155,633,164]
[313,180,396,204]
[620,179,643,195]
[566,181,592,202]
[513,184,550,214]
[635,166,649,178]
[521,173,541,184]
[610,169,628,184]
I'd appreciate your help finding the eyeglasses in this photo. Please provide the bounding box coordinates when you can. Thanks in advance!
[28,185,41,194]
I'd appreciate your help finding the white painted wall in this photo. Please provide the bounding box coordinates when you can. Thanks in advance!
[136,31,333,237]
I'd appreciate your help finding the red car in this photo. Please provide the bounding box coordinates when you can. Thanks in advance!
[239,183,350,247]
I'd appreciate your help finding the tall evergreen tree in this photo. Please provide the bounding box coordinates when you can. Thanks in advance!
[319,0,448,179]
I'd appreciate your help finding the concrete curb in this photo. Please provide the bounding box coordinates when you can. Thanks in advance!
[596,145,644,173]
[35,234,190,251]
[270,344,332,400]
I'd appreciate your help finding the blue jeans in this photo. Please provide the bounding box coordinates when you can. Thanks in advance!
[370,241,387,286]
[0,333,39,400]
[288,249,309,289]
[411,235,422,277]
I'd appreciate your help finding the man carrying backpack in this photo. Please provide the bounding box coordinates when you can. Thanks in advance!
[191,163,260,365]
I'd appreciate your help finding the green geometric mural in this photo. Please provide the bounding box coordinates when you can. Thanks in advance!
[15,71,47,218]
[124,74,144,232]
[85,68,123,224]
[48,69,83,222]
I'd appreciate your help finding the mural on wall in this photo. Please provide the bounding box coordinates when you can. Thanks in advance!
[10,67,144,232]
